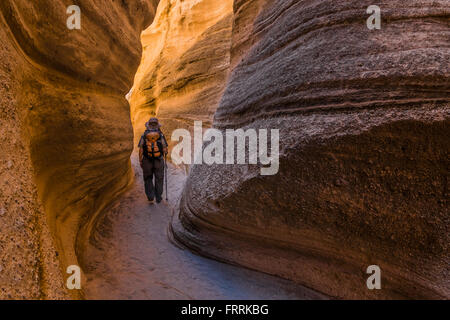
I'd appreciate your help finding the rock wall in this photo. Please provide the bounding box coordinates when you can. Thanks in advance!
[172,0,450,299]
[1,0,448,300]
[0,0,158,298]
[129,0,233,149]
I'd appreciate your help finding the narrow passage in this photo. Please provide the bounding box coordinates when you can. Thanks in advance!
[82,154,325,300]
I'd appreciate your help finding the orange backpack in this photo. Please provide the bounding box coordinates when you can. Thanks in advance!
[144,131,162,159]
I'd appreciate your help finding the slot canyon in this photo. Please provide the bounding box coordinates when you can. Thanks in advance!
[0,0,448,300]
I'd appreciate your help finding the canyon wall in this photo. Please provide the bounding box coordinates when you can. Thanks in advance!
[129,0,233,149]
[172,0,450,299]
[1,0,448,300]
[0,0,158,298]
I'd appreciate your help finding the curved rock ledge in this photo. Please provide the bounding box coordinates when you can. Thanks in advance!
[172,0,450,299]
[129,0,233,148]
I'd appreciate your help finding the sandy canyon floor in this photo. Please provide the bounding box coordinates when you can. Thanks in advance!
[82,154,326,300]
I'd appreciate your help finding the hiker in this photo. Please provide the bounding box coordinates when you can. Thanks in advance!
[138,118,168,204]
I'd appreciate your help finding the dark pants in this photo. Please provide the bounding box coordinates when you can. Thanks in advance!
[142,157,164,201]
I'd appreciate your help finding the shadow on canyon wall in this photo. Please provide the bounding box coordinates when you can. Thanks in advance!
[168,0,450,299]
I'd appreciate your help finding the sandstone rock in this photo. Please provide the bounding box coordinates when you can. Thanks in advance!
[1,0,448,300]
[171,0,450,299]
[0,0,158,299]
[129,0,233,152]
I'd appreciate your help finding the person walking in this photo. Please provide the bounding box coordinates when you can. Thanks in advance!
[138,118,168,204]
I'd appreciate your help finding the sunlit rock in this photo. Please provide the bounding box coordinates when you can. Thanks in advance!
[129,0,233,149]
[0,0,158,298]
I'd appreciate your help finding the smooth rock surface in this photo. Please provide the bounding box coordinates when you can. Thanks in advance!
[172,0,450,299]
[129,0,233,149]
[0,0,158,298]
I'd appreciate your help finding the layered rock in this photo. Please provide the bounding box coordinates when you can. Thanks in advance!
[172,0,450,299]
[0,0,158,298]
[129,0,233,149]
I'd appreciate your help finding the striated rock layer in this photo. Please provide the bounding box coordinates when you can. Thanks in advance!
[0,0,158,298]
[129,0,233,149]
[172,0,450,299]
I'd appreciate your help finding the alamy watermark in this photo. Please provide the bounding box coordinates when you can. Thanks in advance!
[367,5,381,30]
[66,265,81,290]
[171,122,279,176]
[66,5,380,31]
[366,265,382,290]
[67,5,81,30]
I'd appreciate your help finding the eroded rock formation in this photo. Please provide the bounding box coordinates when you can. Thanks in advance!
[0,0,158,298]
[1,0,448,300]
[129,0,233,148]
[171,0,450,299]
